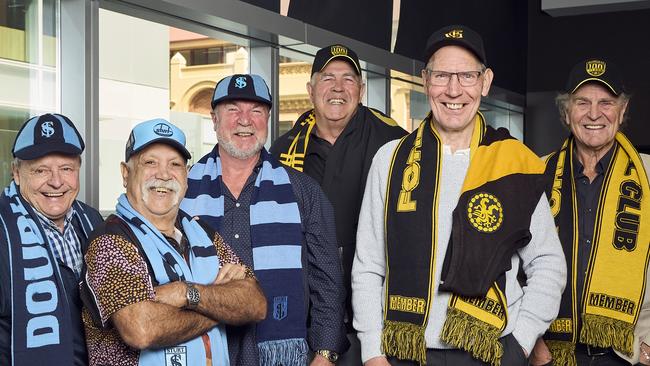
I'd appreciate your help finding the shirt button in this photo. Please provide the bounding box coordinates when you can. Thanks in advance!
[234,234,240,239]
[586,239,591,244]
[235,202,241,208]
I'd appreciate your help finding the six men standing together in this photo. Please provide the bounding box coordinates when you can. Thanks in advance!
[0,24,648,366]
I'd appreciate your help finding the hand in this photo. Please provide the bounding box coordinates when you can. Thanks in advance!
[640,342,650,365]
[214,263,247,284]
[529,338,553,365]
[364,356,391,366]
[154,282,186,308]
[310,354,334,366]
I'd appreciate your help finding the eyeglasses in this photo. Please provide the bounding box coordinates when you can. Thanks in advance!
[423,69,484,87]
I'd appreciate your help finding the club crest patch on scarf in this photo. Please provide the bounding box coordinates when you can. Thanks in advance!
[273,296,288,320]
[165,346,187,366]
[467,192,503,233]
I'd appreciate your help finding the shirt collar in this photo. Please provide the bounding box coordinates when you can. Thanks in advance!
[33,206,75,231]
[572,143,616,179]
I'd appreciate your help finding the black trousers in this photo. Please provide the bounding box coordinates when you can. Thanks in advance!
[388,334,527,366]
[574,347,634,366]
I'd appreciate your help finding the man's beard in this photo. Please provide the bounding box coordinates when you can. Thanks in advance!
[217,128,265,160]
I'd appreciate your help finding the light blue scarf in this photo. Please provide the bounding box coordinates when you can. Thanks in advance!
[115,194,229,366]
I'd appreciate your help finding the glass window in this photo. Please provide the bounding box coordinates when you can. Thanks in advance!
[277,49,312,137]
[0,0,59,187]
[98,9,249,213]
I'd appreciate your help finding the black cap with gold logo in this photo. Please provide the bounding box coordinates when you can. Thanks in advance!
[423,25,486,65]
[566,58,624,96]
[311,44,361,76]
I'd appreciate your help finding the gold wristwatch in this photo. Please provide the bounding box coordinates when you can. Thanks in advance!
[316,349,339,363]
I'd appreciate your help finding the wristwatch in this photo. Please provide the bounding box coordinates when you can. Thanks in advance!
[316,349,339,363]
[185,282,200,309]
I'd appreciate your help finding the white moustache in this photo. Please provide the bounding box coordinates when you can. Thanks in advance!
[144,178,180,192]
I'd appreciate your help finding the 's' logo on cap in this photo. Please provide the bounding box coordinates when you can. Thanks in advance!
[41,121,55,138]
[234,76,247,89]
[467,192,503,233]
[445,29,464,39]
[331,45,348,56]
[586,60,606,77]
[153,123,173,137]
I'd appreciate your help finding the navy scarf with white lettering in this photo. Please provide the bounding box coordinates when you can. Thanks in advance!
[0,182,77,366]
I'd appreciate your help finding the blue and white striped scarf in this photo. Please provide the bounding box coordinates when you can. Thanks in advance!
[115,194,229,366]
[181,147,308,365]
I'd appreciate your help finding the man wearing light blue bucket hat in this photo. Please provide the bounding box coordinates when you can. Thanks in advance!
[0,113,104,366]
[80,118,267,366]
[181,74,349,366]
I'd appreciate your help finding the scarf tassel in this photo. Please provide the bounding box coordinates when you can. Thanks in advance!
[580,313,635,356]
[546,340,576,366]
[440,307,503,366]
[258,338,308,366]
[381,320,427,365]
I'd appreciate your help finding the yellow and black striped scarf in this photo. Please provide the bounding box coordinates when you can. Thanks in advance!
[543,134,650,366]
[383,113,546,365]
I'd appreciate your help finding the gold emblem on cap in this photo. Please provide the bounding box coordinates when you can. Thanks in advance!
[467,193,503,233]
[444,29,464,39]
[585,60,606,77]
[330,45,348,56]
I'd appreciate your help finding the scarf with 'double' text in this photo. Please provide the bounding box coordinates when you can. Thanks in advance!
[383,113,546,366]
[543,134,650,366]
[0,182,97,366]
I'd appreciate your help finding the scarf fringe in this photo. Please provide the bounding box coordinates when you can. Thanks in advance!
[580,313,634,356]
[258,338,308,366]
[546,340,576,366]
[440,307,503,366]
[381,320,427,365]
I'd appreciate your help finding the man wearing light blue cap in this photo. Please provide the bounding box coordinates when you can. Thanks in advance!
[80,118,267,366]
[182,74,349,366]
[0,113,103,366]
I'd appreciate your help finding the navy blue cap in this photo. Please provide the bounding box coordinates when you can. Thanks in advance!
[211,74,272,110]
[13,113,85,160]
[311,44,361,76]
[125,118,191,162]
[423,25,487,65]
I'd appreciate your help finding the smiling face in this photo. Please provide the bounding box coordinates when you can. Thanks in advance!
[307,59,365,127]
[12,153,81,228]
[121,143,188,225]
[566,83,627,155]
[212,100,269,161]
[423,45,493,147]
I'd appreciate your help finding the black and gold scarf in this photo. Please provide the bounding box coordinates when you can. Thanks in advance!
[383,113,546,365]
[543,134,650,366]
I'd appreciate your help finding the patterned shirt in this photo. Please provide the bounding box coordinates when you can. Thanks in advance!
[82,218,251,366]
[34,208,83,277]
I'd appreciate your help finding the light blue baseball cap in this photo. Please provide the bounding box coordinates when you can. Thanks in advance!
[125,118,191,162]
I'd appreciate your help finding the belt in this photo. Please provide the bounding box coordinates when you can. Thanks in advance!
[575,343,612,357]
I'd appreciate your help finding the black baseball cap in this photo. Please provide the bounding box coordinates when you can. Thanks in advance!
[211,74,272,110]
[423,25,487,65]
[13,113,85,160]
[311,44,361,76]
[566,58,624,96]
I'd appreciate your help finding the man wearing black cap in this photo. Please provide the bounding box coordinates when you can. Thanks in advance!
[352,25,566,366]
[530,59,650,366]
[0,113,104,366]
[270,45,407,364]
[182,74,349,366]
[81,118,266,366]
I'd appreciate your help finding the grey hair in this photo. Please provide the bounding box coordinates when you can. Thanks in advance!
[555,91,631,129]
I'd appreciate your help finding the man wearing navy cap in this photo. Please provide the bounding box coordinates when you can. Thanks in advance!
[352,25,566,365]
[182,74,349,365]
[80,118,266,366]
[0,113,103,366]
[271,45,407,365]
[531,59,650,366]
